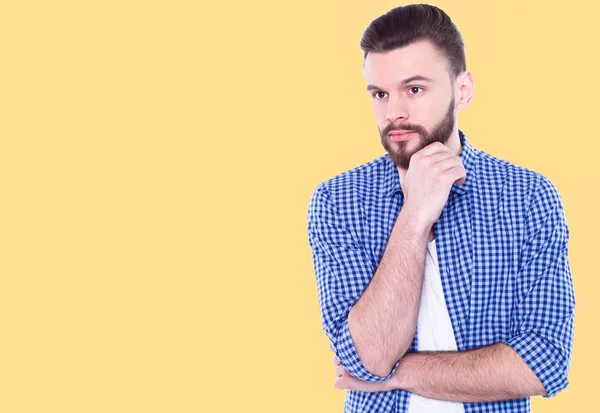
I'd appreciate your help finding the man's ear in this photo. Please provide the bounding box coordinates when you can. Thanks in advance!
[456,71,474,110]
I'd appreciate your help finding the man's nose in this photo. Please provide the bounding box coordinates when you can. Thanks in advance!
[385,95,409,123]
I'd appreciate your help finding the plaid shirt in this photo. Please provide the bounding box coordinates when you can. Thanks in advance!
[307,130,575,412]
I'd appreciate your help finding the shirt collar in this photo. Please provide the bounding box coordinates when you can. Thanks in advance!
[383,129,477,198]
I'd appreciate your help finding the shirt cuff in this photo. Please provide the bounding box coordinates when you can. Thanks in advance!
[333,316,401,383]
[503,331,569,398]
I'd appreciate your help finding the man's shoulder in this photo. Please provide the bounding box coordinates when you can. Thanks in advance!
[311,154,391,200]
[475,148,561,203]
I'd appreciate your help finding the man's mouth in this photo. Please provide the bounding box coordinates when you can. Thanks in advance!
[389,131,416,142]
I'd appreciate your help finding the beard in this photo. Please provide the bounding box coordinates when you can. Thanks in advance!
[380,96,456,170]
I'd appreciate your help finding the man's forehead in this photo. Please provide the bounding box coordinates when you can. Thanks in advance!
[363,40,448,82]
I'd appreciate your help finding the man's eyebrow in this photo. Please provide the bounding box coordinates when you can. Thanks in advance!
[366,75,434,91]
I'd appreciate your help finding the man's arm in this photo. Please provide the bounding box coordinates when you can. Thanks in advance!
[389,343,545,402]
[500,175,575,398]
[309,142,467,380]
[307,181,423,382]
[347,143,467,376]
[389,175,575,400]
[345,209,428,377]
[334,175,574,399]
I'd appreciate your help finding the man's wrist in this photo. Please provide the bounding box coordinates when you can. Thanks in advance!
[390,354,413,391]
[395,207,432,241]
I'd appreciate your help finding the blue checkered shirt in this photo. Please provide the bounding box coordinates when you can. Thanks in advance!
[307,130,575,412]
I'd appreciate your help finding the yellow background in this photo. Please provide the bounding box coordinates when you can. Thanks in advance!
[0,0,596,412]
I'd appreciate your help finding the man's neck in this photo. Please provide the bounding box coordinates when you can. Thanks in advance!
[446,129,463,157]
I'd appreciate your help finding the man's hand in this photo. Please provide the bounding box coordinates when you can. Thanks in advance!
[330,343,396,392]
[399,141,466,232]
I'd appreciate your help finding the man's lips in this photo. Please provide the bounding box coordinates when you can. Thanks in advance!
[389,130,416,142]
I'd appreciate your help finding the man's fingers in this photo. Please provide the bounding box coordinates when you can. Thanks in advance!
[334,373,392,392]
[420,151,457,168]
[412,141,454,158]
[426,155,466,185]
[421,152,467,187]
[329,343,334,352]
[433,155,463,173]
[442,164,467,186]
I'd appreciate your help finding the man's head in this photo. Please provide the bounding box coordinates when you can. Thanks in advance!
[361,4,474,169]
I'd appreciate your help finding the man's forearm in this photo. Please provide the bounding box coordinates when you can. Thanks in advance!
[347,208,429,377]
[391,343,546,402]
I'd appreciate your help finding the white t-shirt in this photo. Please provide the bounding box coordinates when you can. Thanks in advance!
[407,240,465,413]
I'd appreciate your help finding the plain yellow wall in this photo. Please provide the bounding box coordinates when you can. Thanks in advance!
[0,0,596,412]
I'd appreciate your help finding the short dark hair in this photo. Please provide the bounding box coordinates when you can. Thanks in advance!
[360,4,466,81]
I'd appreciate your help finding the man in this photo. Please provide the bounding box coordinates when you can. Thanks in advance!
[306,4,575,413]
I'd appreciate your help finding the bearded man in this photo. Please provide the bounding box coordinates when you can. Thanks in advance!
[307,4,575,413]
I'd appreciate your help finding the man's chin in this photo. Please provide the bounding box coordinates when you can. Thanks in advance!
[392,142,421,158]
[383,137,423,166]
[384,150,409,169]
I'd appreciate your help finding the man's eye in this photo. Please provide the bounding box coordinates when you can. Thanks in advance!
[372,91,387,99]
[408,87,424,95]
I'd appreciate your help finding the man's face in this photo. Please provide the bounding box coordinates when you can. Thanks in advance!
[363,40,458,169]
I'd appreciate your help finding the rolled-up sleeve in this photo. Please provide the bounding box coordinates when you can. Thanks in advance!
[307,182,401,382]
[503,176,575,398]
